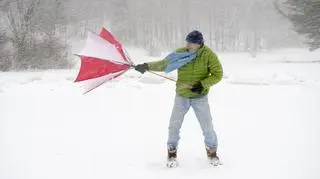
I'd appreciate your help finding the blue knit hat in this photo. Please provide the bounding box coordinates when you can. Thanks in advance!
[186,30,204,45]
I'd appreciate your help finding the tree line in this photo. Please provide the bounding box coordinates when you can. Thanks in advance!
[0,0,318,71]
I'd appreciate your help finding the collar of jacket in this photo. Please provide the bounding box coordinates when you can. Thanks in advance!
[196,45,206,56]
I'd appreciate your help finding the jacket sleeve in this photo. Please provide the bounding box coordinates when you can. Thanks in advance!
[146,59,169,72]
[201,52,223,88]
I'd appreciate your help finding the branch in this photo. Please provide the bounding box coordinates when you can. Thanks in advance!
[273,0,290,18]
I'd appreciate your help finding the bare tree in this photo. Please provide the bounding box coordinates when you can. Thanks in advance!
[0,0,73,71]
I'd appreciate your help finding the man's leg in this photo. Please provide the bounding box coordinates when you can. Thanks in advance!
[191,95,218,149]
[167,94,191,148]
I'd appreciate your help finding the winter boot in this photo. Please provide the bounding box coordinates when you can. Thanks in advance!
[206,146,222,166]
[167,146,178,168]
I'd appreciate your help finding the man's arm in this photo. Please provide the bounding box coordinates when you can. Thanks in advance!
[147,59,169,72]
[135,47,186,73]
[145,47,187,72]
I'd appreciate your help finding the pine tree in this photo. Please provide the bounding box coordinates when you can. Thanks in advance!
[283,0,320,50]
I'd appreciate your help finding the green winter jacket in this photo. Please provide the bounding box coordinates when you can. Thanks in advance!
[147,45,223,98]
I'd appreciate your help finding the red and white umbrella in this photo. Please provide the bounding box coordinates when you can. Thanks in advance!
[74,27,134,94]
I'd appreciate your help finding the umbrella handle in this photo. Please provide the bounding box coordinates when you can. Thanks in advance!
[130,65,192,88]
[130,64,175,82]
[147,71,176,83]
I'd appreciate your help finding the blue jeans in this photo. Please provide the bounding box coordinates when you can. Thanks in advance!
[167,94,218,149]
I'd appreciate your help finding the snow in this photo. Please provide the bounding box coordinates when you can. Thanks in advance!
[1,49,320,179]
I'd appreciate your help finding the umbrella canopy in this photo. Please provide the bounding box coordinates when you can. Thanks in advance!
[74,28,133,94]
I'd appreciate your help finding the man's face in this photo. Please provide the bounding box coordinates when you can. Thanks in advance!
[186,42,201,52]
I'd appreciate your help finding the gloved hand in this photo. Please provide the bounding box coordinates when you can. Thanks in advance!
[191,82,203,94]
[134,63,148,74]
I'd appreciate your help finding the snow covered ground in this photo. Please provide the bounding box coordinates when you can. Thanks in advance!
[1,49,320,179]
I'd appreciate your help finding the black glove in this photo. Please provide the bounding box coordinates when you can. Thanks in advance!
[134,63,148,74]
[191,82,203,94]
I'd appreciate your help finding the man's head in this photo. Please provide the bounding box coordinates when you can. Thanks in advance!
[185,30,204,52]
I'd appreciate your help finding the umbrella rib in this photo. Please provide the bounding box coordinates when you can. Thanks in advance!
[73,54,131,66]
[82,69,129,94]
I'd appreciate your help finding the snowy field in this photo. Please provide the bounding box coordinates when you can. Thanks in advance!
[1,48,320,179]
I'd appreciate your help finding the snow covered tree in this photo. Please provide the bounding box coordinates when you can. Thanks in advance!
[0,0,73,71]
[2,0,40,70]
[276,0,320,51]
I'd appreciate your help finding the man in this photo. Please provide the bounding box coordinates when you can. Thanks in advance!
[134,30,223,167]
